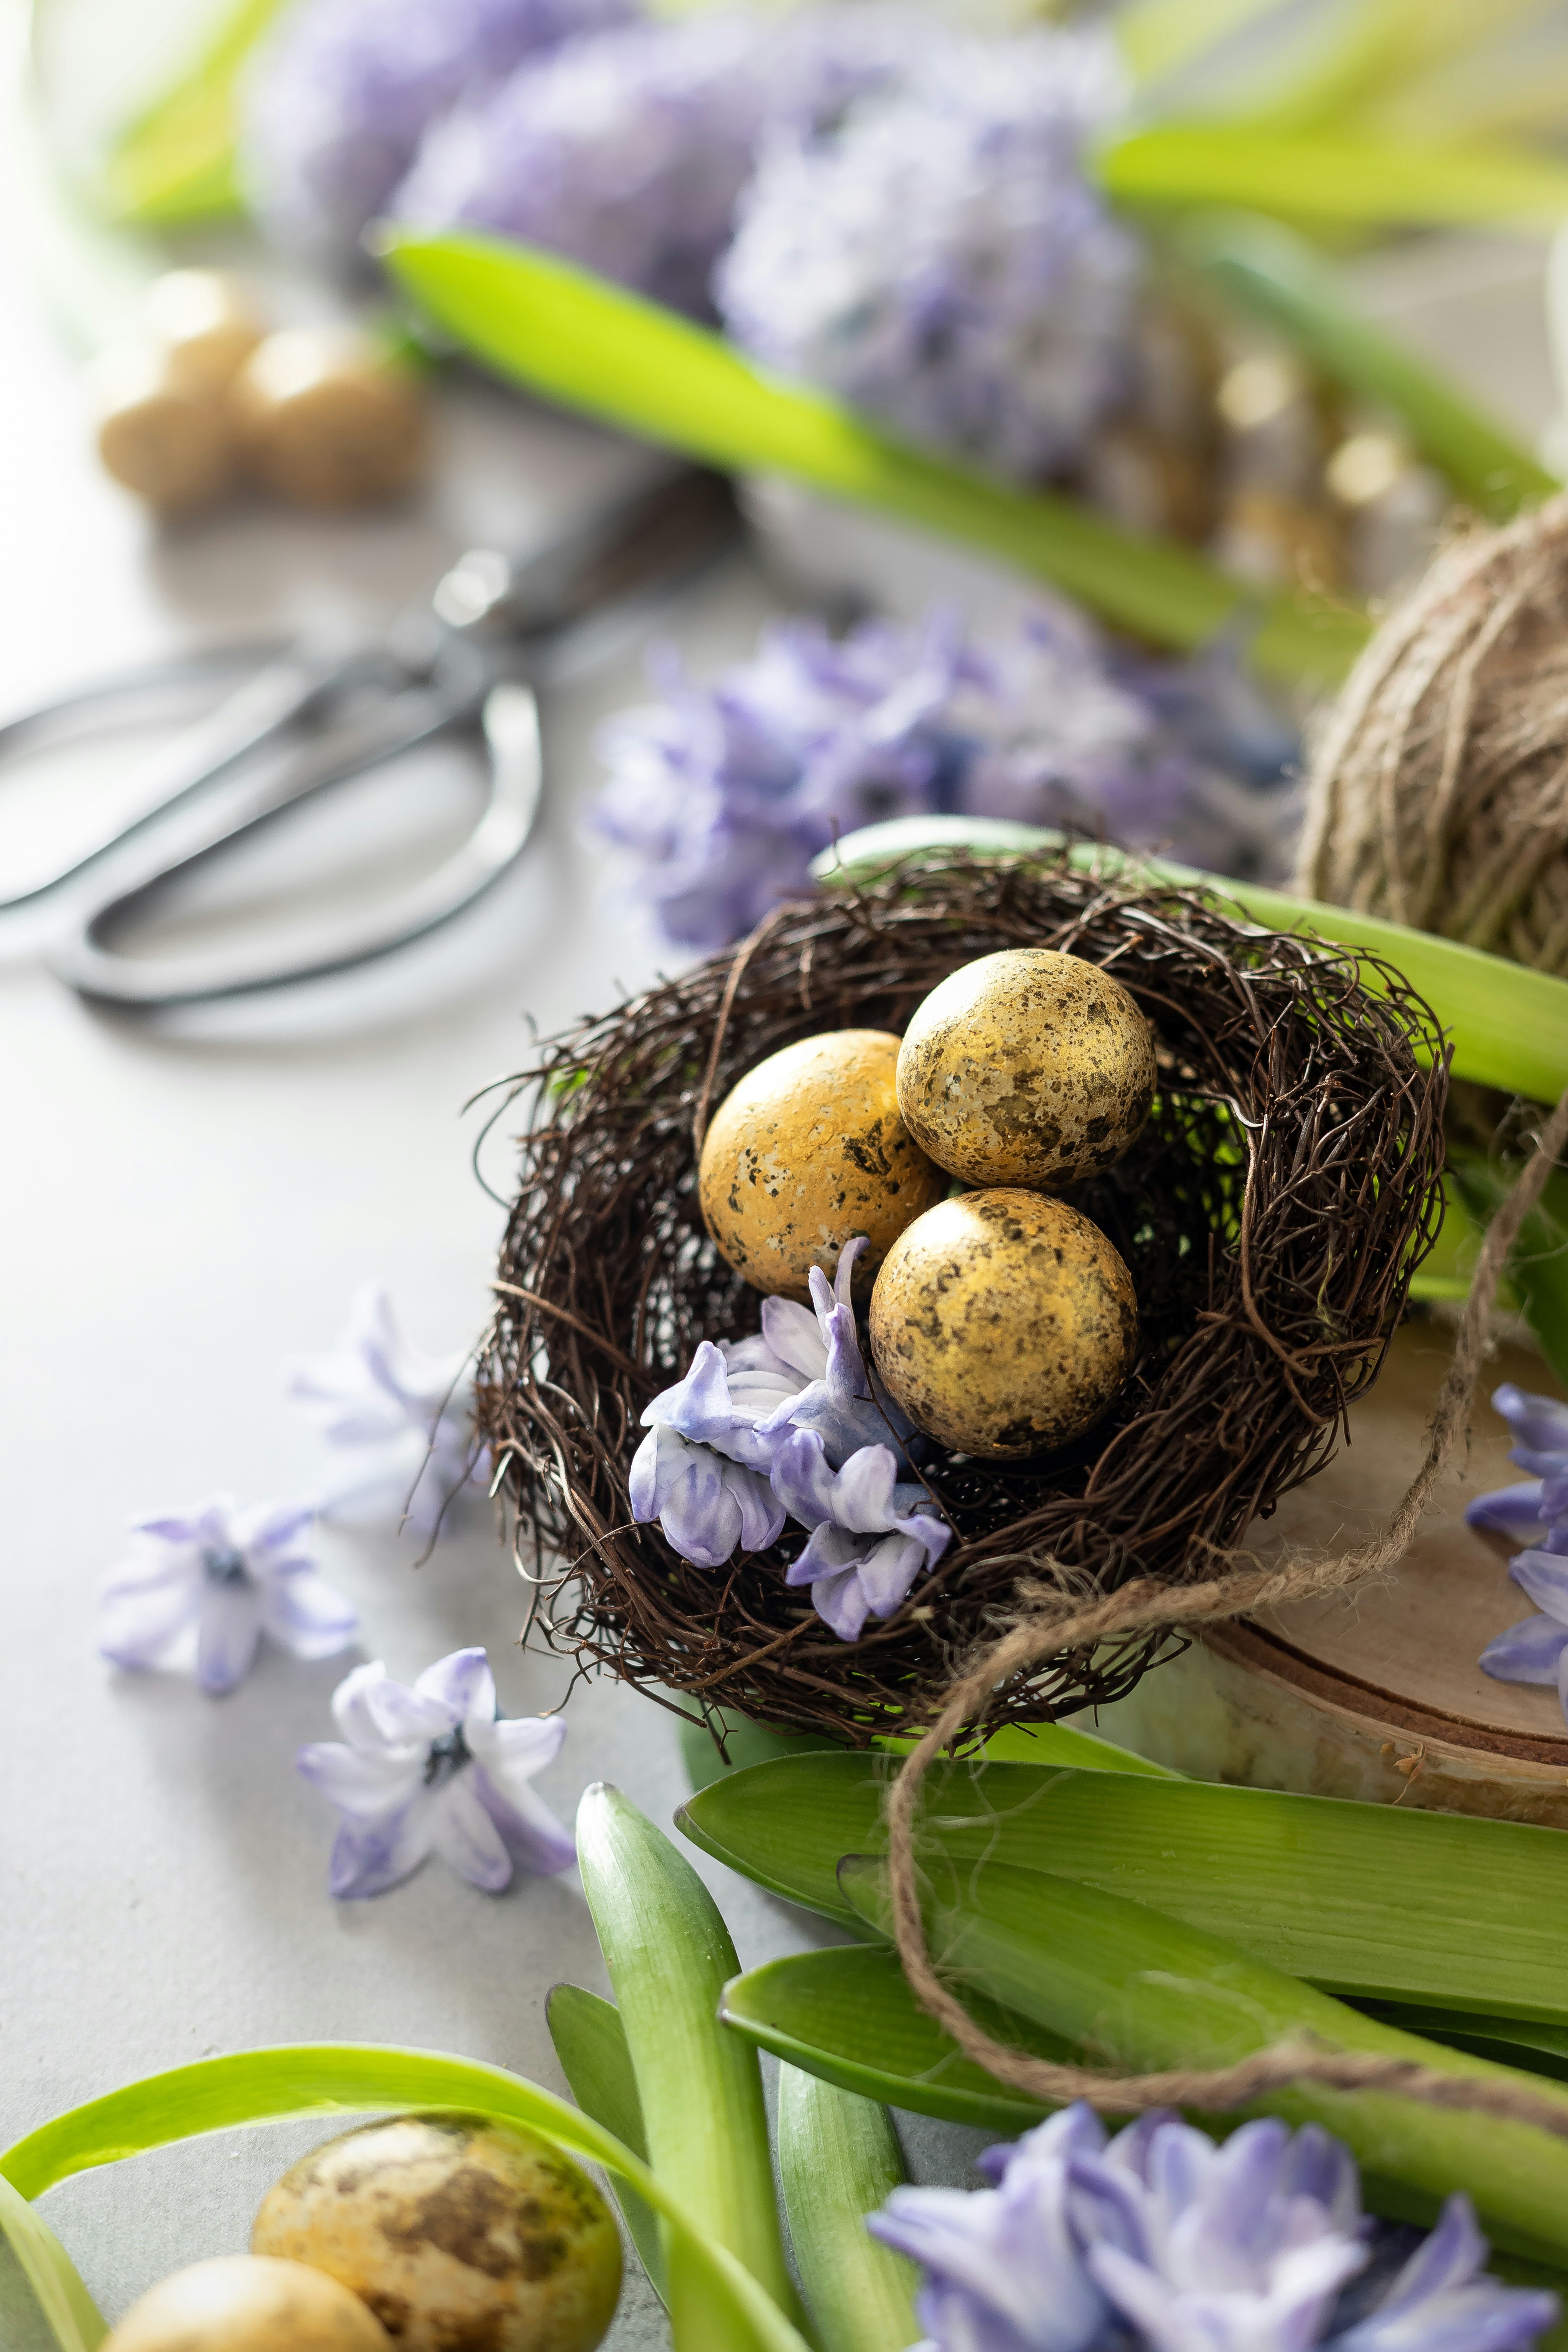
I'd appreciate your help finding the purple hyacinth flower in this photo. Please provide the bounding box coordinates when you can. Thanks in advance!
[97,1495,356,1696]
[287,1284,486,1542]
[717,30,1136,480]
[590,603,1299,955]
[772,1426,950,1639]
[240,0,631,267]
[1471,1385,1568,1713]
[628,1416,785,1568]
[299,1646,574,1898]
[390,8,911,317]
[1480,1551,1568,1703]
[870,2105,1555,2352]
[754,1235,915,1469]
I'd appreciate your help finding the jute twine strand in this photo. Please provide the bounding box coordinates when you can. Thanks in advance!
[885,1082,1568,2136]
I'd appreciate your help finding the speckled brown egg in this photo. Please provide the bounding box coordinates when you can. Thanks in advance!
[868,1189,1138,1458]
[698,1029,948,1300]
[896,949,1155,1190]
[102,2255,390,2352]
[250,2113,621,2352]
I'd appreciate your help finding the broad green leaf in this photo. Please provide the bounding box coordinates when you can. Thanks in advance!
[1355,2003,1568,2084]
[812,816,1568,1107]
[841,1855,1568,2270]
[378,227,1367,687]
[0,2172,104,2352]
[679,1707,1176,1795]
[680,1711,842,1794]
[721,1946,1059,2133]
[0,2046,809,2352]
[1180,210,1558,519]
[100,0,286,223]
[1449,1156,1568,1391]
[776,2069,919,2352]
[575,1786,805,2340]
[680,1754,1568,2023]
[546,1985,666,2302]
[1100,122,1568,225]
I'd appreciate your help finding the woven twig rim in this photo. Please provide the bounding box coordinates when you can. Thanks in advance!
[477,853,1449,1744]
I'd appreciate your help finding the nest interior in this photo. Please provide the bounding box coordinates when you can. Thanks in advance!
[478,855,1449,1744]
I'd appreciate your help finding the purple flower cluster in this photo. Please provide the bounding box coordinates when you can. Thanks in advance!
[240,0,630,267]
[97,1495,357,1696]
[717,31,1135,479]
[1472,1385,1568,1713]
[299,1645,576,1897]
[391,9,909,318]
[628,1238,949,1639]
[870,2104,1556,2352]
[591,604,1298,952]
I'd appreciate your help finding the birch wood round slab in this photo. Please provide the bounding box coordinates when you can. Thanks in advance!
[1085,1321,1568,1824]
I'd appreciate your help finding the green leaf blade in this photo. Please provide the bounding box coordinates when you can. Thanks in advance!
[0,2174,105,2352]
[1101,122,1568,226]
[776,2070,920,2352]
[378,227,1365,686]
[840,1856,1568,2270]
[546,1985,666,2302]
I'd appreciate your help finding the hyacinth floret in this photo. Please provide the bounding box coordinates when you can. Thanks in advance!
[1472,1385,1568,1715]
[240,0,632,266]
[591,604,1298,952]
[717,29,1137,480]
[868,2104,1556,2352]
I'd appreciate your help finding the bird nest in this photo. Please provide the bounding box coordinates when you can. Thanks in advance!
[476,853,1449,1746]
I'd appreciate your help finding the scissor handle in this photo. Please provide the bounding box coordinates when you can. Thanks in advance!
[48,679,542,1006]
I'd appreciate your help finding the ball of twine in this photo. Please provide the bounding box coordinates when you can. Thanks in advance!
[1297,491,1568,975]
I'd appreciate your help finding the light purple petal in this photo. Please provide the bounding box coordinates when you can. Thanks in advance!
[417,1645,494,1726]
[473,1766,577,1875]
[1492,1385,1568,1456]
[628,1423,664,1522]
[298,1739,423,1818]
[195,1584,264,1695]
[1465,1481,1548,1537]
[237,1500,317,1557]
[856,1531,929,1619]
[1508,1552,1568,1622]
[364,1671,458,1745]
[430,1776,513,1892]
[259,1570,358,1660]
[97,1580,198,1670]
[829,1444,904,1533]
[760,1294,829,1381]
[467,1713,567,1777]
[811,1567,873,1641]
[657,1440,747,1568]
[98,1546,198,1603]
[331,1661,407,1752]
[1480,1616,1568,1683]
[328,1799,436,1899]
[770,1426,840,1527]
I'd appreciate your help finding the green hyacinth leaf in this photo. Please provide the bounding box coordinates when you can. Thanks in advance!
[546,1985,666,2302]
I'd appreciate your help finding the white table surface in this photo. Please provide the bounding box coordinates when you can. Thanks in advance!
[0,109,1560,2342]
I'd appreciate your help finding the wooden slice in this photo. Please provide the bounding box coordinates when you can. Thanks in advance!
[1087,1321,1568,1824]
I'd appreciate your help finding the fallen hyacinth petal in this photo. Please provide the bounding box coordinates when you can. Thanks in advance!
[97,1496,356,1696]
[299,1646,574,1898]
[868,2103,1558,2352]
[287,1283,486,1541]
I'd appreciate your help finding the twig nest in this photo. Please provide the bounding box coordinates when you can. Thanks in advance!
[896,947,1155,1189]
[1299,492,1568,975]
[698,1028,947,1300]
[870,1188,1138,1457]
[144,269,264,397]
[230,328,429,509]
[87,343,237,512]
[251,2112,621,2352]
[102,2256,389,2351]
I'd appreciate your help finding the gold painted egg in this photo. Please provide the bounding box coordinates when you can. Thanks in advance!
[896,948,1155,1189]
[868,1188,1138,1458]
[251,2113,622,2352]
[698,1029,947,1301]
[102,2255,390,2352]
[229,329,429,509]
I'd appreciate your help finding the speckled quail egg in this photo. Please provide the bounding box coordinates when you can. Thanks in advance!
[896,948,1155,1190]
[868,1188,1138,1457]
[251,2112,621,2352]
[102,2255,390,2352]
[698,1028,947,1300]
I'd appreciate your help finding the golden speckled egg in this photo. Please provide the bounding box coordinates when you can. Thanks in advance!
[102,2255,390,2352]
[88,343,237,512]
[698,1029,947,1300]
[229,329,428,509]
[251,2113,621,2352]
[896,949,1155,1191]
[868,1188,1137,1458]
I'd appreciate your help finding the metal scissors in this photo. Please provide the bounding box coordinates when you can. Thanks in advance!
[0,468,738,1006]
